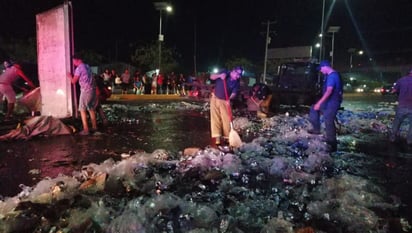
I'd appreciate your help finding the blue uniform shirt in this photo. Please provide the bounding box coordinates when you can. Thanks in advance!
[214,73,240,100]
[323,71,343,104]
[394,75,412,109]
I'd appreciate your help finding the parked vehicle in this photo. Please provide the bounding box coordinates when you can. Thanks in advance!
[268,61,322,111]
[380,84,395,95]
[354,84,370,93]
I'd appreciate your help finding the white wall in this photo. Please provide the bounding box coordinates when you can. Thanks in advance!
[36,3,73,118]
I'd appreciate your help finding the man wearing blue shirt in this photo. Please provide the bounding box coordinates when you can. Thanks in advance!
[389,69,412,145]
[209,66,242,146]
[308,60,343,152]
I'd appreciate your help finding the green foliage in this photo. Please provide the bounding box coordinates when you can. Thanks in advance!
[77,50,105,66]
[225,57,255,74]
[130,41,179,74]
[0,37,37,62]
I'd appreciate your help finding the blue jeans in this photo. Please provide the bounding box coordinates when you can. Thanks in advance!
[309,102,340,144]
[391,107,412,144]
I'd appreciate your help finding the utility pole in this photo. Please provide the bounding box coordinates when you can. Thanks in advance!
[154,2,173,74]
[193,19,197,76]
[319,0,325,61]
[327,26,340,67]
[262,20,276,84]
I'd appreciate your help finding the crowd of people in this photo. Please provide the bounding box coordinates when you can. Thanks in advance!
[98,68,204,97]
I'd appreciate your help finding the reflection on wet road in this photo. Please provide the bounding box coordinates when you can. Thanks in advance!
[339,93,412,221]
[0,106,210,197]
[105,109,210,153]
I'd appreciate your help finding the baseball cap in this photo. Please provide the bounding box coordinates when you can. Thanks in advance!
[317,60,331,70]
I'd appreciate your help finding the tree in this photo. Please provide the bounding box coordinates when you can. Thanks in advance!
[130,41,179,73]
[225,57,256,74]
[0,36,37,62]
[77,50,105,66]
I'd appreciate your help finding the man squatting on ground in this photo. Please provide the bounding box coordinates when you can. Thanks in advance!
[209,66,242,146]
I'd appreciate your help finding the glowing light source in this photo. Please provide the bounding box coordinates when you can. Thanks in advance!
[154,2,173,73]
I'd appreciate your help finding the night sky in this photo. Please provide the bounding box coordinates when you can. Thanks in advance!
[1,0,411,72]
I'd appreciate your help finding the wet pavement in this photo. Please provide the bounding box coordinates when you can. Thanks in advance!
[0,97,211,197]
[0,93,406,196]
[1,93,412,232]
[338,93,412,226]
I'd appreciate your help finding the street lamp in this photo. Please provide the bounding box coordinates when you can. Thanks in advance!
[319,0,337,61]
[154,2,172,73]
[262,20,276,84]
[319,0,326,61]
[348,48,363,71]
[327,26,340,67]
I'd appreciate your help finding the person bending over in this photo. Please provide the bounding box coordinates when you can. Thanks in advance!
[209,66,243,146]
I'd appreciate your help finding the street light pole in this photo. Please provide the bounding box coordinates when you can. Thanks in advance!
[327,26,340,67]
[154,2,172,74]
[348,48,356,71]
[158,9,163,73]
[331,32,335,66]
[193,19,197,77]
[348,48,363,71]
[262,20,276,83]
[319,0,325,61]
[262,21,269,84]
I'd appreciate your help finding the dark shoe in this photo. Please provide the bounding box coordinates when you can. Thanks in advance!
[307,129,321,135]
[326,141,337,153]
[78,130,90,136]
[218,145,233,153]
[215,137,222,145]
[211,137,221,148]
[389,134,396,143]
[210,138,223,150]
[102,119,109,126]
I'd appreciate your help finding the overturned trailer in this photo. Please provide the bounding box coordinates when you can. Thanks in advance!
[263,46,322,110]
[270,61,322,110]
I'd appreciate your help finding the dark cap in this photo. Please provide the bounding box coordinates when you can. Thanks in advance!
[233,66,243,75]
[317,60,331,70]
